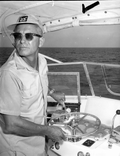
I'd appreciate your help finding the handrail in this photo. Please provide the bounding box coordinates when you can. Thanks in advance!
[48,61,120,68]
[40,54,62,63]
[101,65,120,96]
[48,61,120,97]
[83,63,95,96]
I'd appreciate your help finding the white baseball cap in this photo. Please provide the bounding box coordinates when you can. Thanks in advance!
[7,15,44,35]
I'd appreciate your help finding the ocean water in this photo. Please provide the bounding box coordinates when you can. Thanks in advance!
[0,47,120,65]
[0,47,120,99]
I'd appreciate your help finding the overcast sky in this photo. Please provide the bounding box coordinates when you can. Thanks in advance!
[0,24,120,48]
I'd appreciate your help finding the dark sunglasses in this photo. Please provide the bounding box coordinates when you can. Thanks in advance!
[11,32,42,41]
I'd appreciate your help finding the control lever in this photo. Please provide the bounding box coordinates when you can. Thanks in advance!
[108,110,120,148]
[56,102,72,113]
[112,110,120,130]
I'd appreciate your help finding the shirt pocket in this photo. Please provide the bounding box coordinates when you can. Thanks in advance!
[21,83,38,99]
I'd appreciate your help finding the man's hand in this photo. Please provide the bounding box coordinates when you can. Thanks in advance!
[46,126,66,143]
[49,89,66,109]
[53,91,65,106]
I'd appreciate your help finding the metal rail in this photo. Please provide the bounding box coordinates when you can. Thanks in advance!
[101,65,120,96]
[48,61,120,68]
[48,61,120,97]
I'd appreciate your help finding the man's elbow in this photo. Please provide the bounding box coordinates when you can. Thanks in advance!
[1,114,19,135]
[3,123,15,134]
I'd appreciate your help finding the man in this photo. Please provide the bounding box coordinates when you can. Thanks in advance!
[0,15,65,156]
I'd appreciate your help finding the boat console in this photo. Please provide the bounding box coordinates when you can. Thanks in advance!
[48,110,120,156]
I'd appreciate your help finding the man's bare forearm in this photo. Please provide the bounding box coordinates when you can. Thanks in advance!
[1,114,65,142]
[2,114,49,137]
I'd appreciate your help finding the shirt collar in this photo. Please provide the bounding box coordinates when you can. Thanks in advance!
[13,50,40,72]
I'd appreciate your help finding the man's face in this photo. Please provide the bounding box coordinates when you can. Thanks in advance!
[14,24,42,57]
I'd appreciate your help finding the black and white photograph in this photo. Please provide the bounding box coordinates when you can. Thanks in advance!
[0,1,120,156]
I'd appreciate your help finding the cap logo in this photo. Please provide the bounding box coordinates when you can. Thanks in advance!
[18,16,28,23]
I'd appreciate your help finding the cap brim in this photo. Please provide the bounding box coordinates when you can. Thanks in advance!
[7,22,43,34]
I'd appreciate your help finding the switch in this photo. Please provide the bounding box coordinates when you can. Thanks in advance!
[86,152,90,156]
[77,151,84,156]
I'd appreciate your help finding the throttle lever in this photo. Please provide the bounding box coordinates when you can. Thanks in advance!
[112,110,120,130]
[108,110,120,148]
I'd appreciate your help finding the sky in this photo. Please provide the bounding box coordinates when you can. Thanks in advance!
[0,24,120,48]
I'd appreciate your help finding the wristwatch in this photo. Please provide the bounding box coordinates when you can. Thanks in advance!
[49,89,55,95]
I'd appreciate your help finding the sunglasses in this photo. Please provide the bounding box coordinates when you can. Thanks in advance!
[11,32,42,41]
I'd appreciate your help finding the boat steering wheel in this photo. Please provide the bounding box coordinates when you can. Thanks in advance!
[49,112,101,142]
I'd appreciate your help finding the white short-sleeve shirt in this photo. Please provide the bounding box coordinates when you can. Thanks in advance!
[0,50,48,156]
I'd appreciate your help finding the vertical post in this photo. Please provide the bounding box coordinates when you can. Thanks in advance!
[83,63,95,96]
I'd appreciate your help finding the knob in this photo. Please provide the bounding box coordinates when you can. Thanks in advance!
[50,145,54,149]
[116,110,120,115]
[55,142,60,150]
[86,152,90,156]
[66,108,71,113]
[77,151,84,156]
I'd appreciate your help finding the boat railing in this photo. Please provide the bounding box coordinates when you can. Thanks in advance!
[48,61,120,100]
[101,65,120,96]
